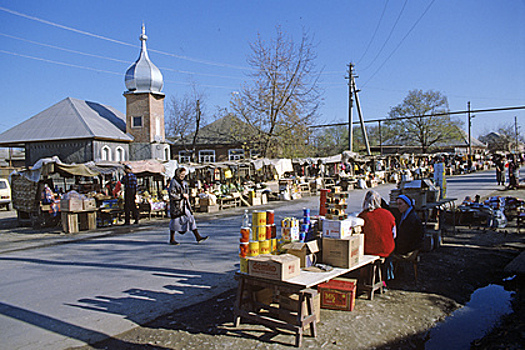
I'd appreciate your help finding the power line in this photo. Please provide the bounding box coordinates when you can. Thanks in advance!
[362,0,436,87]
[0,5,254,71]
[308,105,525,128]
[0,50,238,90]
[356,0,390,65]
[1,32,247,81]
[360,0,408,71]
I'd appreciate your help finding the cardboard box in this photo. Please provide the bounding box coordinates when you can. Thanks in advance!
[282,240,319,268]
[60,198,83,212]
[248,254,300,281]
[322,217,364,239]
[200,204,219,213]
[199,197,216,206]
[322,235,363,269]
[83,198,97,211]
[318,277,357,311]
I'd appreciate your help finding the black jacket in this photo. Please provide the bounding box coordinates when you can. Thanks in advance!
[169,178,191,219]
[395,208,424,255]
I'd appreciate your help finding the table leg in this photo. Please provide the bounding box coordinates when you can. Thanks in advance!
[233,277,245,327]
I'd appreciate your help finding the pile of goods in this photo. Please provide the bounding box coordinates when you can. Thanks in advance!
[239,209,277,273]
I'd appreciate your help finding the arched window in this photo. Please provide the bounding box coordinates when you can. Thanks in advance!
[101,146,111,161]
[115,146,125,162]
[164,146,170,161]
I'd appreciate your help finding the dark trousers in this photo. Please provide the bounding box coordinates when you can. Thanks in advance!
[124,194,139,224]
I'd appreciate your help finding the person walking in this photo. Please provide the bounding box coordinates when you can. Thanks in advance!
[508,155,519,190]
[168,167,209,245]
[495,155,505,186]
[121,165,140,225]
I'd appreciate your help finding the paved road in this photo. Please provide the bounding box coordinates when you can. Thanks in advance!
[0,168,516,349]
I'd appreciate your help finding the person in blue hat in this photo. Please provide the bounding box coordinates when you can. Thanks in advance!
[394,195,424,258]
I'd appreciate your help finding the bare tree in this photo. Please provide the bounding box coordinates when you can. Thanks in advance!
[384,89,463,153]
[231,26,323,158]
[479,123,525,152]
[165,89,206,162]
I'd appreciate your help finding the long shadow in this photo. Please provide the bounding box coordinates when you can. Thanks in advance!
[0,302,170,349]
[0,256,224,277]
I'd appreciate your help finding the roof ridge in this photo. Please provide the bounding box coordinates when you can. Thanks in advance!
[67,98,96,137]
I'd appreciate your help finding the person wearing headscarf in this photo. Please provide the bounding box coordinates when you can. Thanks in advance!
[394,195,424,257]
[358,190,396,257]
[168,167,209,245]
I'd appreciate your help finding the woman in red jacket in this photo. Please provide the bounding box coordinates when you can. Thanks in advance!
[358,190,396,257]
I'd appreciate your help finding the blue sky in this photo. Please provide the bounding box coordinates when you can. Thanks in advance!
[1,0,524,139]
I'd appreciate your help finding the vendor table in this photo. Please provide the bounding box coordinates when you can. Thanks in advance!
[233,255,379,347]
[98,208,122,227]
[420,198,457,235]
[218,194,241,210]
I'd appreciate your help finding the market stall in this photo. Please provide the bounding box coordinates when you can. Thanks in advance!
[235,200,383,347]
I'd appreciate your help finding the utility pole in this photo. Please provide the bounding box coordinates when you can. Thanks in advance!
[467,101,472,160]
[346,64,354,152]
[347,63,371,155]
[515,116,519,153]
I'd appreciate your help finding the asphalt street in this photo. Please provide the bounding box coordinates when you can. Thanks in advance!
[0,168,513,349]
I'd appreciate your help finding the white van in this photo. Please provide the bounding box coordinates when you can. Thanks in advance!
[0,178,12,210]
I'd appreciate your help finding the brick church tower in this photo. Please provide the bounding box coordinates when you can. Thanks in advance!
[124,25,170,161]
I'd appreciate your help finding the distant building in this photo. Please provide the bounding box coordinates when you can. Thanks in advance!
[170,114,258,163]
[0,25,170,167]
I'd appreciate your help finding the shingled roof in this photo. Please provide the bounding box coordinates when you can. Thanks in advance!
[0,97,133,146]
[173,114,255,146]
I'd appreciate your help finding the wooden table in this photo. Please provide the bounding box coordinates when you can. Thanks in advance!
[233,255,379,347]
[420,198,457,235]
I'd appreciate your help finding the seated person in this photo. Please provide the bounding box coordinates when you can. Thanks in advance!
[394,195,424,259]
[358,190,396,258]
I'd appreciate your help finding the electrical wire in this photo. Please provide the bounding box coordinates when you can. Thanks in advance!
[362,0,436,87]
[356,0,390,65]
[0,6,254,71]
[0,32,247,80]
[0,49,238,90]
[360,0,408,71]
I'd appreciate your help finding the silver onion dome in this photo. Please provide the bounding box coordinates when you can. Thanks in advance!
[124,25,164,95]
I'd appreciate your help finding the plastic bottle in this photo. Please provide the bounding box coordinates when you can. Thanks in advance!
[242,209,251,228]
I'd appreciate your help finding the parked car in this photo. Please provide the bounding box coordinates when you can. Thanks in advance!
[0,178,11,210]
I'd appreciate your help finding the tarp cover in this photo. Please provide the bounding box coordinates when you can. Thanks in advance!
[122,159,166,176]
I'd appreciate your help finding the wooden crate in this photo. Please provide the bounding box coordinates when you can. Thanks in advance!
[62,212,79,233]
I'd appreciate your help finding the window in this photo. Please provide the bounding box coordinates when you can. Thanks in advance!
[164,147,170,161]
[179,151,191,163]
[199,150,215,163]
[229,149,245,161]
[115,147,125,162]
[250,149,261,159]
[155,117,161,137]
[101,146,111,161]
[132,116,143,128]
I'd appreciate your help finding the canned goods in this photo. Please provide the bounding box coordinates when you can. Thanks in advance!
[301,223,310,232]
[256,225,266,241]
[260,239,271,254]
[266,210,275,225]
[270,238,277,253]
[252,211,266,226]
[299,232,306,242]
[240,227,250,242]
[303,208,310,217]
[239,242,249,258]
[240,257,249,273]
[247,241,260,256]
[303,216,311,224]
[270,224,277,238]
[265,224,272,240]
